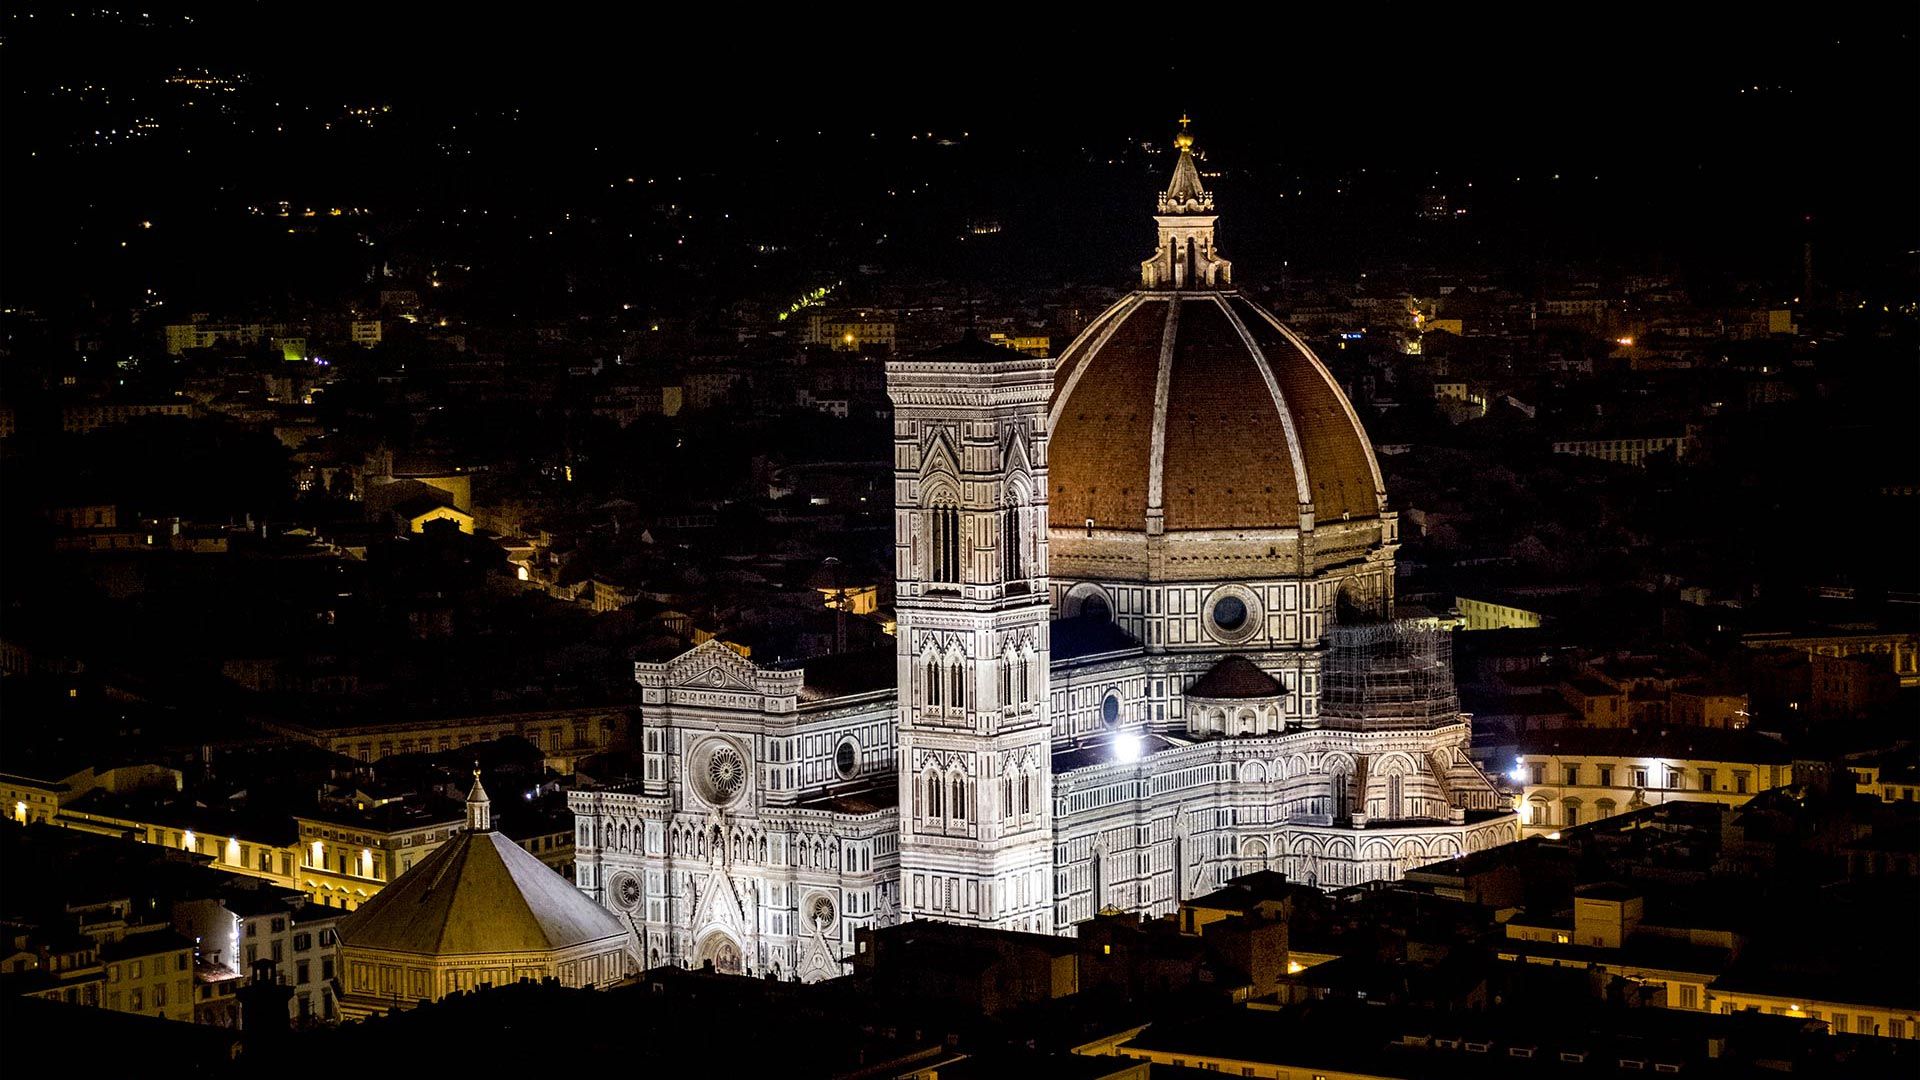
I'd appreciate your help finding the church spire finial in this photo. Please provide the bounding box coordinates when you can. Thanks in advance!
[465,766,492,832]
[1141,117,1231,289]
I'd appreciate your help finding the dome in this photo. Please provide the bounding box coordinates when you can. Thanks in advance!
[1047,124,1383,540]
[1050,293,1382,534]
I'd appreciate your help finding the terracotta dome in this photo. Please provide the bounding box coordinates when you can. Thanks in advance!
[1049,292,1383,535]
[1046,124,1382,543]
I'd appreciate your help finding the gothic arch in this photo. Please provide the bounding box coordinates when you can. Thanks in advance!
[1239,760,1267,784]
[1373,752,1418,776]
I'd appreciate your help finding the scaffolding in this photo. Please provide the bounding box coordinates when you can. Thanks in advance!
[1320,620,1460,729]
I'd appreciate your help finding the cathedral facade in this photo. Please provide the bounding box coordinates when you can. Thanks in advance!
[569,125,1516,980]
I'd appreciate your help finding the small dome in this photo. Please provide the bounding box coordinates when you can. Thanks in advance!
[1187,655,1285,700]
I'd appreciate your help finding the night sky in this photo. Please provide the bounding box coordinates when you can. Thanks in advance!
[4,5,1915,309]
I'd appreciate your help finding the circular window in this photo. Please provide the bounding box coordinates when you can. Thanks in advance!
[1101,692,1121,728]
[705,744,746,804]
[1212,595,1248,631]
[1204,586,1262,644]
[612,872,642,911]
[835,739,859,779]
[809,894,836,931]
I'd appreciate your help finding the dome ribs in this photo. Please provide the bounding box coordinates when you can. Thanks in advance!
[1048,299,1166,532]
[1236,297,1382,523]
[1161,297,1300,530]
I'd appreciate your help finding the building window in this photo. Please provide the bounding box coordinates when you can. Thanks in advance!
[1632,767,1649,788]
[1597,766,1613,787]
[1734,771,1750,794]
[1565,765,1580,786]
[1002,501,1023,581]
[1531,764,1546,786]
[930,505,961,585]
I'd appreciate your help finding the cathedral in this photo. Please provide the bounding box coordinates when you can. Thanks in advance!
[568,124,1517,981]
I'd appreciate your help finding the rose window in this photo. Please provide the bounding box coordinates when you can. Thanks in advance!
[707,746,746,802]
[613,873,642,911]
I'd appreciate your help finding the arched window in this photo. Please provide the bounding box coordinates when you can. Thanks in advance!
[929,504,961,585]
[1387,774,1405,819]
[1003,773,1013,815]
[951,775,967,821]
[949,657,965,709]
[1000,650,1014,707]
[1020,645,1033,704]
[926,773,943,819]
[1002,498,1023,582]
[925,655,942,708]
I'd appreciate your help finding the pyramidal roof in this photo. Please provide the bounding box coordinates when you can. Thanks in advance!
[1157,116,1214,215]
[340,778,626,957]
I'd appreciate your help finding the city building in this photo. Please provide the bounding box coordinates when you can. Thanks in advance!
[293,799,464,911]
[257,702,632,766]
[163,321,266,355]
[569,124,1514,980]
[1551,434,1690,467]
[806,312,897,352]
[1503,728,1795,834]
[59,398,194,434]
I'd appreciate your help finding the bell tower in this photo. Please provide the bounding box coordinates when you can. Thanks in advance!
[888,337,1056,933]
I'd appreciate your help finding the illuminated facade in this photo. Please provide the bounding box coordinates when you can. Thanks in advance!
[293,804,462,911]
[569,124,1515,978]
[1508,730,1796,835]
